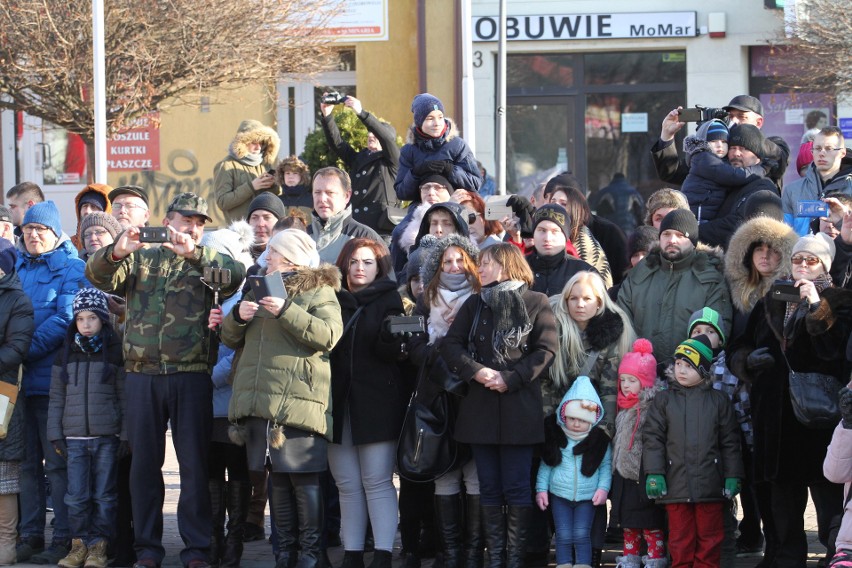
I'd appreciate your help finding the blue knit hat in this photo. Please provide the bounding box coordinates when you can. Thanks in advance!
[704,120,729,143]
[412,93,445,128]
[0,238,16,276]
[23,200,62,237]
[73,288,111,323]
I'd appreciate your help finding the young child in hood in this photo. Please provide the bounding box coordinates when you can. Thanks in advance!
[681,119,766,222]
[643,335,744,567]
[610,339,666,568]
[536,376,612,568]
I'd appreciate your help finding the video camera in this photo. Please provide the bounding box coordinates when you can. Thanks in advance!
[322,91,348,105]
[677,105,729,124]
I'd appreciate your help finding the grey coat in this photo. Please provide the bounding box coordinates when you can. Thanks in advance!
[0,271,35,462]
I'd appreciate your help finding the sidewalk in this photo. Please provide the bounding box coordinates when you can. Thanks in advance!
[20,429,829,567]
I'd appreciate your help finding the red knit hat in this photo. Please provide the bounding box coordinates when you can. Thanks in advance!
[617,338,657,389]
[797,141,814,176]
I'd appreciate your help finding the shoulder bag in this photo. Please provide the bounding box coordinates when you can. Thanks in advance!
[782,350,843,429]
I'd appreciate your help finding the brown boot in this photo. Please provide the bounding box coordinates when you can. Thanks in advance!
[58,539,88,568]
[84,540,108,568]
[0,494,16,566]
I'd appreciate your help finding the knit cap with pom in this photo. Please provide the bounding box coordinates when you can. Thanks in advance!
[617,338,657,389]
[201,220,256,270]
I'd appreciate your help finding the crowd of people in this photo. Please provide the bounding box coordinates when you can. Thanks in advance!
[0,90,851,568]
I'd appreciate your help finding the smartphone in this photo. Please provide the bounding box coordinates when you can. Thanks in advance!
[770,280,801,303]
[677,108,704,122]
[387,315,425,334]
[138,226,170,243]
[485,204,513,221]
[248,272,289,317]
[796,200,829,218]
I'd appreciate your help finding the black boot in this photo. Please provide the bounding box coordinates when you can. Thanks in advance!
[435,495,463,568]
[293,484,324,568]
[367,550,392,568]
[221,481,251,568]
[463,495,483,568]
[269,477,298,568]
[209,479,227,568]
[339,550,364,568]
[481,506,505,568]
[505,506,531,568]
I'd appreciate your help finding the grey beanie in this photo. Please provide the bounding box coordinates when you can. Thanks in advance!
[419,234,479,289]
[247,192,286,220]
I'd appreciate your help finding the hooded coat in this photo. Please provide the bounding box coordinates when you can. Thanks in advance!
[394,120,482,201]
[214,120,281,223]
[0,269,35,462]
[222,265,343,439]
[71,183,113,252]
[535,377,612,502]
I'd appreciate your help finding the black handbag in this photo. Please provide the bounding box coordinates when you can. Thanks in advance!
[783,352,844,429]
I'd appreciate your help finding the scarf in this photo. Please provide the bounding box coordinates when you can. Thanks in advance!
[480,280,532,366]
[75,333,103,354]
[783,272,832,326]
[563,423,590,442]
[617,391,643,450]
[234,150,263,167]
[414,122,450,152]
[428,273,474,343]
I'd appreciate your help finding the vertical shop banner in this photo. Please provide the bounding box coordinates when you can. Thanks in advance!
[107,113,160,171]
[323,0,388,41]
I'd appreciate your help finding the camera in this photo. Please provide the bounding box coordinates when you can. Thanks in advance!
[387,315,425,334]
[322,91,348,105]
[678,105,729,123]
[138,226,170,243]
[770,280,801,303]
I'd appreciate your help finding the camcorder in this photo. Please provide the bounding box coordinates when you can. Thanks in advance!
[678,105,729,123]
[322,91,348,105]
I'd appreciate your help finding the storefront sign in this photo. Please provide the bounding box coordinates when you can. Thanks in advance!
[107,113,160,171]
[473,12,696,41]
[322,0,388,42]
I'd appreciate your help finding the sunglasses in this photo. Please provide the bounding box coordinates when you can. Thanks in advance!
[791,255,821,266]
[467,212,480,225]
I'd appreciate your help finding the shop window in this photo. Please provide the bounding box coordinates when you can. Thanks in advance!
[508,54,576,94]
[585,51,685,85]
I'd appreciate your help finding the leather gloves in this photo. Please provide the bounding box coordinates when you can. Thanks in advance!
[413,160,450,177]
[724,478,742,499]
[506,195,536,237]
[746,347,775,372]
[645,474,667,499]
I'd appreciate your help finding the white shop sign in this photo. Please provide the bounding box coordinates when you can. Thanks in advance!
[473,12,697,41]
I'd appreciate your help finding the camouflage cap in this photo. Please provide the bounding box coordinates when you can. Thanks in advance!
[0,204,11,224]
[167,192,212,222]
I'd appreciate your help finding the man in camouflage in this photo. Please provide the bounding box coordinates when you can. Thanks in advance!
[86,193,245,568]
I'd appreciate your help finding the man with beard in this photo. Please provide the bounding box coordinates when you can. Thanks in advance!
[617,209,731,365]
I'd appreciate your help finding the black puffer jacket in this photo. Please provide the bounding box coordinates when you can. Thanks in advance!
[527,251,595,297]
[330,278,406,445]
[643,380,743,503]
[0,270,35,462]
[47,324,125,442]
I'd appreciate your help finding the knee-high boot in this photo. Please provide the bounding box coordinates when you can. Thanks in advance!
[481,506,505,568]
[221,481,251,568]
[463,495,483,568]
[435,495,463,568]
[293,484,324,568]
[0,494,17,565]
[269,479,298,568]
[209,479,227,568]
[505,506,532,568]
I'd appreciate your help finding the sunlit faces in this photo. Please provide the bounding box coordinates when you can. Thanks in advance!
[659,229,693,261]
[246,141,263,155]
[79,202,103,218]
[465,205,485,244]
[812,133,847,177]
[533,220,566,256]
[707,139,729,158]
[428,210,457,238]
[82,227,115,256]
[674,358,702,388]
[619,374,641,397]
[347,247,379,292]
[111,194,150,229]
[751,243,781,278]
[441,246,466,275]
[548,190,569,209]
[420,110,445,138]
[283,170,302,188]
[5,194,31,226]
[267,247,299,273]
[563,416,592,434]
[566,281,601,328]
[312,174,351,220]
[728,146,760,169]
[420,182,451,205]
[366,132,382,153]
[478,253,504,286]
[630,250,648,268]
[22,224,58,255]
[409,275,424,299]
[249,209,277,246]
[820,218,842,240]
[650,207,676,230]
[690,324,721,349]
[163,213,206,245]
[727,109,763,128]
[791,253,826,280]
[75,310,103,338]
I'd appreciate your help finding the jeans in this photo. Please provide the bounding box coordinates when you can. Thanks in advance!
[471,444,534,506]
[20,395,69,542]
[550,496,595,566]
[65,437,119,544]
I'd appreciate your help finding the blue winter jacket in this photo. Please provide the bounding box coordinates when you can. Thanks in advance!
[16,237,88,396]
[394,120,482,200]
[211,293,241,418]
[536,376,613,502]
[782,158,852,236]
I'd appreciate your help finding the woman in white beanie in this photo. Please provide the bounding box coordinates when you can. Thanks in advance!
[729,231,851,567]
[220,229,343,568]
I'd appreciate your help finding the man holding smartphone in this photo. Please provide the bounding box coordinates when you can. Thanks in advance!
[85,192,245,568]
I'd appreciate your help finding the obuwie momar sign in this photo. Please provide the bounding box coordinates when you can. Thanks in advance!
[473,12,697,41]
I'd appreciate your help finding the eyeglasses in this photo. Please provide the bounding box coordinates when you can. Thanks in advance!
[112,202,147,212]
[420,183,448,193]
[812,146,843,154]
[22,225,52,235]
[791,255,821,266]
[83,228,110,240]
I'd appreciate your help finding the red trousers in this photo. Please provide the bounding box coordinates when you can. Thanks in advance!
[665,502,724,567]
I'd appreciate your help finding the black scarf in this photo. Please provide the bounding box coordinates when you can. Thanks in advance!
[480,280,532,366]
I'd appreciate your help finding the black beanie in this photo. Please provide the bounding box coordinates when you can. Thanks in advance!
[659,209,698,246]
[728,124,765,158]
[628,226,660,258]
[247,192,286,220]
[533,204,570,239]
[743,190,783,222]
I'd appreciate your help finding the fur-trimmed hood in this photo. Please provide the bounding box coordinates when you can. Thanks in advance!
[275,263,342,297]
[229,119,280,164]
[584,308,625,352]
[684,136,711,160]
[406,117,461,144]
[398,202,431,253]
[418,233,479,288]
[725,216,798,314]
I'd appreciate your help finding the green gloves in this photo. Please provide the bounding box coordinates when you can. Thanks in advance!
[724,478,742,499]
[645,475,667,499]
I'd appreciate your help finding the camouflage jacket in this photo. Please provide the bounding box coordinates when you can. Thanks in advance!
[86,243,245,375]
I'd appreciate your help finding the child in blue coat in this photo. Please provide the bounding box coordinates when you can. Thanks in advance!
[536,376,612,568]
